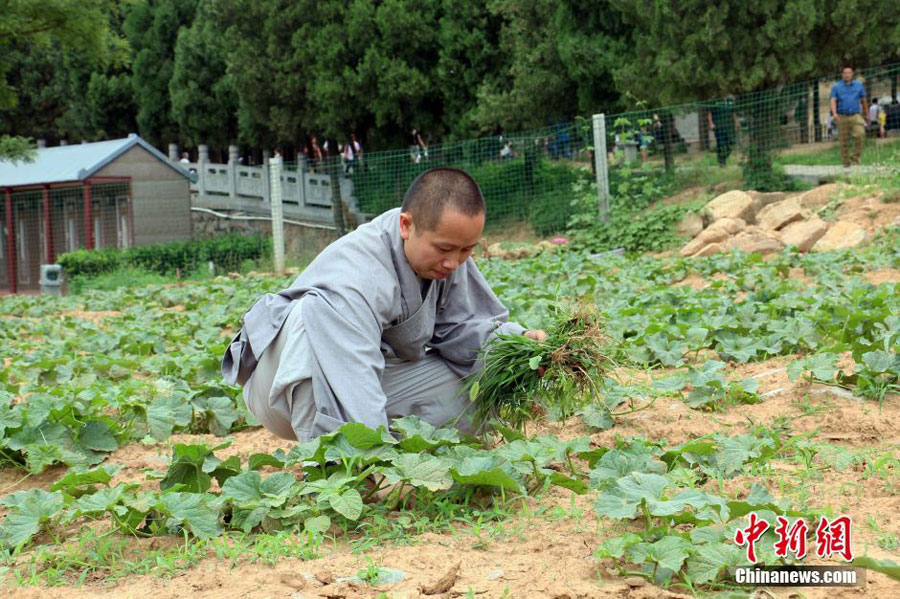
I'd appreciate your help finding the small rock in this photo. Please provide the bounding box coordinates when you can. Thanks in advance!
[811,220,868,251]
[726,226,784,254]
[422,562,460,595]
[779,217,828,252]
[623,576,647,588]
[757,198,806,231]
[798,183,840,209]
[705,190,758,222]
[280,572,307,589]
[675,212,704,238]
[747,190,788,206]
[680,228,729,256]
[486,569,505,580]
[315,570,335,585]
[706,217,746,235]
[692,242,726,257]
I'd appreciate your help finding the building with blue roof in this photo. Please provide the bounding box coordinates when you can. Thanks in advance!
[0,134,195,292]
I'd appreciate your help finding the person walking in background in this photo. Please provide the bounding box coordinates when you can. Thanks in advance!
[877,99,887,138]
[179,151,190,164]
[350,133,362,169]
[830,65,868,168]
[342,141,355,175]
[708,97,736,167]
[410,128,428,163]
[868,98,882,136]
[310,136,324,172]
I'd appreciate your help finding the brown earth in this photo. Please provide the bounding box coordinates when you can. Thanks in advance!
[863,269,900,286]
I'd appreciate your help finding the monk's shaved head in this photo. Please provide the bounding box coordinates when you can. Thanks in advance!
[401,168,485,231]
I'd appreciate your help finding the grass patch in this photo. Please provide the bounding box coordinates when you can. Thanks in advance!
[775,137,900,166]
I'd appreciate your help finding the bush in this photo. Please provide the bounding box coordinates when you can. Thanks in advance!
[565,168,695,253]
[58,234,271,279]
[55,247,124,278]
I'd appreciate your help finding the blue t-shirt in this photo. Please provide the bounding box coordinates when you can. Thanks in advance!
[830,80,866,115]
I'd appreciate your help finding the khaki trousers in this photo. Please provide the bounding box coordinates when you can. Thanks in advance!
[837,113,865,167]
[242,298,475,441]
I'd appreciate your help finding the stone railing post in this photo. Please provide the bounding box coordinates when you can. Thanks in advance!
[197,144,209,203]
[168,143,179,162]
[228,144,239,199]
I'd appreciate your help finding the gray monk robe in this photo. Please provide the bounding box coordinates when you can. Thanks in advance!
[221,207,525,441]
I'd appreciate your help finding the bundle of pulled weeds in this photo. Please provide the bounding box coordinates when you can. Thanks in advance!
[464,305,615,431]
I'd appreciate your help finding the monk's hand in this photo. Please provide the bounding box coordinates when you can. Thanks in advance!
[524,329,547,342]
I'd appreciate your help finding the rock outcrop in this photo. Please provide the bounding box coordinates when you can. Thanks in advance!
[679,184,883,258]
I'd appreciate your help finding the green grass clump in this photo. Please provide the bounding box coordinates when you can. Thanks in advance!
[465,305,615,430]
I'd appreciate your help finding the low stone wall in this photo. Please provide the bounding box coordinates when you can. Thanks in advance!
[191,210,338,264]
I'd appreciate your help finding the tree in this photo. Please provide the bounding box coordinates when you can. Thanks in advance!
[0,0,111,161]
[471,0,629,132]
[610,0,900,186]
[124,0,198,147]
[169,0,238,150]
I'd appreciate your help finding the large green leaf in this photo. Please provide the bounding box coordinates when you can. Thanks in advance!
[851,556,900,581]
[391,416,460,452]
[590,448,666,489]
[327,488,363,520]
[147,395,192,440]
[0,489,64,549]
[628,535,692,573]
[384,454,453,492]
[685,543,743,584]
[51,465,121,496]
[594,472,670,520]
[78,420,119,452]
[450,454,522,491]
[156,492,222,539]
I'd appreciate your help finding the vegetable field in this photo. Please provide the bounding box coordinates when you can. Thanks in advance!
[0,230,898,599]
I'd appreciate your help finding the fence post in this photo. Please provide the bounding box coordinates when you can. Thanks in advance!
[269,154,285,275]
[592,114,610,222]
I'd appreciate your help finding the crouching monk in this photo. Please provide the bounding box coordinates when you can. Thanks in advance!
[221,168,546,442]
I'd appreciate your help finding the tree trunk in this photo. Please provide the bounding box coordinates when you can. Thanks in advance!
[813,83,822,143]
[698,109,710,151]
[799,85,810,145]
[327,158,346,235]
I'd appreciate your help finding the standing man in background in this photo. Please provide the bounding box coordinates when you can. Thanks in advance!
[707,97,736,167]
[830,66,868,168]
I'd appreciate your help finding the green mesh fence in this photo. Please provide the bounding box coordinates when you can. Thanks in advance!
[306,121,595,236]
[603,63,900,191]
[298,63,899,235]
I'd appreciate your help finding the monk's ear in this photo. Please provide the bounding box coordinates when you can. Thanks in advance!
[399,212,413,241]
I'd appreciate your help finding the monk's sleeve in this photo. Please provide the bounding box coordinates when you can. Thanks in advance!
[429,260,525,377]
[299,286,391,432]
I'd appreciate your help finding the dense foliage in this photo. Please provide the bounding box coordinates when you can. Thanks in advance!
[4,1,897,159]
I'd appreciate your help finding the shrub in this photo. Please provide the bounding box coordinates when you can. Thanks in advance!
[58,234,271,279]
[565,168,696,253]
